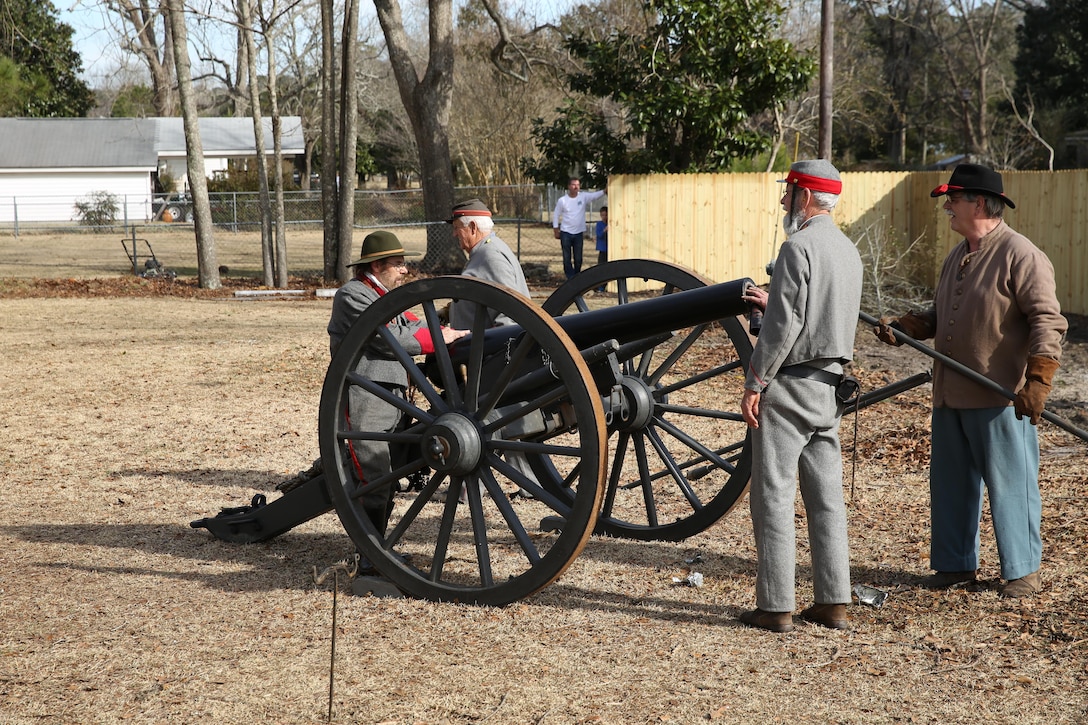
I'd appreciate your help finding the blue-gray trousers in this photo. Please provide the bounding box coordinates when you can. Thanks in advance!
[750,375,851,612]
[929,406,1041,581]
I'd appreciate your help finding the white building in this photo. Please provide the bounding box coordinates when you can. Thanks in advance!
[0,117,305,224]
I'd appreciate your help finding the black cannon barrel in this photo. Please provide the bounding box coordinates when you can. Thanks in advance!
[451,277,754,361]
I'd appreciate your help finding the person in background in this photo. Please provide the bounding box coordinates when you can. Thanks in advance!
[875,163,1066,598]
[594,205,609,268]
[593,206,609,292]
[738,159,863,633]
[552,177,606,280]
[327,231,467,558]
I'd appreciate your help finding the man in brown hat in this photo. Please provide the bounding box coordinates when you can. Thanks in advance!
[327,231,467,550]
[875,163,1066,598]
[446,199,537,499]
[446,198,530,329]
[737,159,862,632]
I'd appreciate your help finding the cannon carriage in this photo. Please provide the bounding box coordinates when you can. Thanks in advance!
[193,259,1088,606]
[195,260,758,605]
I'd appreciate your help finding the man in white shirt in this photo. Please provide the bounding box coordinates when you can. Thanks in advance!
[552,177,606,280]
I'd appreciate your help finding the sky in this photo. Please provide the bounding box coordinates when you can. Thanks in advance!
[57,0,581,85]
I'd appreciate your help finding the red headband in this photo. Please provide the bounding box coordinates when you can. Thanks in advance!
[785,170,842,195]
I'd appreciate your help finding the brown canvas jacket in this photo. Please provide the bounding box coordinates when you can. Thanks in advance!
[916,220,1066,408]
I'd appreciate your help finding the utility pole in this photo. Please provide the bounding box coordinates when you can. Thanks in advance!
[818,0,834,160]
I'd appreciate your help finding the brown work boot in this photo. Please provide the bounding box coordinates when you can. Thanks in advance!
[739,608,793,633]
[999,571,1041,599]
[799,603,850,631]
[920,570,977,589]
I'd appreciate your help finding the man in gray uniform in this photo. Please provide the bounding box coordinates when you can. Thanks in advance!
[738,160,863,632]
[328,231,466,541]
[446,198,537,498]
[447,198,531,328]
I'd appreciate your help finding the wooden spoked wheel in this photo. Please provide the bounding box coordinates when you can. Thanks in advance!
[318,277,606,605]
[538,260,754,541]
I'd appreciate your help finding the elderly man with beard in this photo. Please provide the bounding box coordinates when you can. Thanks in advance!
[446,198,531,328]
[737,160,863,633]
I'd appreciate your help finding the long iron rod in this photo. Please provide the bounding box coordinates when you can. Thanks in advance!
[859,311,1088,442]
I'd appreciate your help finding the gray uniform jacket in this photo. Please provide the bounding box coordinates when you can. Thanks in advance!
[327,276,431,386]
[745,214,863,391]
[449,232,530,329]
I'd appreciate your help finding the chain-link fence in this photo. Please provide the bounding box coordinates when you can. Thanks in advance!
[2,185,599,233]
[1,185,609,282]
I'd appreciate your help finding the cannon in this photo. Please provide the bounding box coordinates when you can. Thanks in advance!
[194,261,759,605]
[192,260,1088,606]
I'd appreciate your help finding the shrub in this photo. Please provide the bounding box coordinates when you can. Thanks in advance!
[73,191,120,227]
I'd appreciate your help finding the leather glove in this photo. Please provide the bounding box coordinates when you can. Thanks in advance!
[874,317,904,346]
[1014,355,1060,425]
[874,311,933,346]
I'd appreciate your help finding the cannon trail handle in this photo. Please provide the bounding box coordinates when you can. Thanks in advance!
[860,311,1088,443]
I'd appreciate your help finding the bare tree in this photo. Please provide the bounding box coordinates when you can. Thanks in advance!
[258,0,290,289]
[164,0,219,288]
[238,0,274,286]
[335,0,360,284]
[104,0,178,115]
[924,0,1020,163]
[319,0,339,283]
[373,0,460,271]
[1001,81,1054,171]
[451,9,562,188]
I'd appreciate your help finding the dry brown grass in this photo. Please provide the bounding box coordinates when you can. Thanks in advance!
[1,233,1087,724]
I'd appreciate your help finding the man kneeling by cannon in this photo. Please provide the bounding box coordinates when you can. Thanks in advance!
[326,231,468,565]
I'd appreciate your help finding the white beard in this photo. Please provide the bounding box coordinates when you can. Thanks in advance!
[782,207,806,236]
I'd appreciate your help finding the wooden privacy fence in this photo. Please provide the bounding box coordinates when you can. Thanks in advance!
[607,170,1088,316]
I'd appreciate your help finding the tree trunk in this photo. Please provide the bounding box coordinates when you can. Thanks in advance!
[165,0,219,289]
[818,0,833,160]
[263,4,289,289]
[336,0,359,285]
[110,0,178,116]
[320,0,339,284]
[374,0,462,272]
[239,0,275,287]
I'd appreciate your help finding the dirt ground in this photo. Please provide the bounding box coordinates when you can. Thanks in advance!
[1,239,1087,724]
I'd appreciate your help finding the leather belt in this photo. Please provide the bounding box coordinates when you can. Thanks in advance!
[778,364,841,386]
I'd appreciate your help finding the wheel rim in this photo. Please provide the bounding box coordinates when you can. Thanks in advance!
[539,260,754,541]
[319,277,606,605]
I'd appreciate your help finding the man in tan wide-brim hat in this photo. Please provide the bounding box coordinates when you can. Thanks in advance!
[343,229,421,268]
[327,231,466,568]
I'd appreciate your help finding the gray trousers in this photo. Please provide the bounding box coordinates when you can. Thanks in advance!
[750,375,851,611]
[346,384,404,534]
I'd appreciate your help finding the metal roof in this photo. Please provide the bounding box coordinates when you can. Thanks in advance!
[0,117,305,170]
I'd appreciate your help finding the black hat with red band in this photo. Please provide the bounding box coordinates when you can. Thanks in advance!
[930,163,1015,208]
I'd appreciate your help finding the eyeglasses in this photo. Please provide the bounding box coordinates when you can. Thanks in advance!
[385,260,408,271]
[947,193,966,203]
